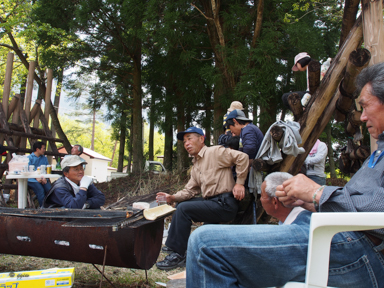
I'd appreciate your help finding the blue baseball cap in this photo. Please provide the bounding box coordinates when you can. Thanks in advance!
[177,127,205,140]
[226,109,252,122]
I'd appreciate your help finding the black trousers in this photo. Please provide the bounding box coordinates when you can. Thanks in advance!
[165,194,238,256]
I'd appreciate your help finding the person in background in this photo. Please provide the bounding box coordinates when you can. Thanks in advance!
[43,155,105,209]
[64,144,86,169]
[225,109,264,167]
[304,139,328,185]
[219,101,244,147]
[28,141,51,207]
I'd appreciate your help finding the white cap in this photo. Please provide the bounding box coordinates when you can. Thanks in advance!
[292,52,310,71]
[227,101,244,112]
[61,155,87,169]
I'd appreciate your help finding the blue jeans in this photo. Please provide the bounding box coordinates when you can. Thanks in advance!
[28,181,52,207]
[307,174,326,185]
[186,211,384,288]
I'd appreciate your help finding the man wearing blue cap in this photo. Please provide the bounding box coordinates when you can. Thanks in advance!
[155,127,249,270]
[225,109,264,166]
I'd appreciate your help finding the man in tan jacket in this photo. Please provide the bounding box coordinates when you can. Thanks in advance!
[156,127,249,270]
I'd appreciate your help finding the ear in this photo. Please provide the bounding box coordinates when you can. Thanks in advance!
[272,197,279,209]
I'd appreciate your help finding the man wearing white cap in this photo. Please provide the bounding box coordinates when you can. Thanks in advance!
[42,155,105,209]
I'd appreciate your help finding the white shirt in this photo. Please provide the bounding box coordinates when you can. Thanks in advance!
[279,206,306,225]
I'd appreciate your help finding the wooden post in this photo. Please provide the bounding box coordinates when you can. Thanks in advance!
[44,69,53,122]
[362,0,384,153]
[0,52,14,145]
[279,15,363,174]
[25,61,36,122]
[2,52,14,120]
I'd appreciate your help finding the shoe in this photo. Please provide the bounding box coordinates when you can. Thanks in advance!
[161,246,173,254]
[156,252,186,270]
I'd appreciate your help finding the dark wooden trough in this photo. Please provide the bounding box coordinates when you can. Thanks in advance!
[0,207,164,270]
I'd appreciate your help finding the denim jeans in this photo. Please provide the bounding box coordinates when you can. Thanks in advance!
[307,174,326,185]
[186,211,384,288]
[28,181,52,207]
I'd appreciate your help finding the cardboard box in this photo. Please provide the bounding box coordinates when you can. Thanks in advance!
[0,267,75,288]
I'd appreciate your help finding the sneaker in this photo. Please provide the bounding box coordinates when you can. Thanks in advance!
[156,252,186,270]
[161,246,173,254]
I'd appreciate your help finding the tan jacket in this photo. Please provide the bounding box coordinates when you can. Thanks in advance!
[173,145,249,202]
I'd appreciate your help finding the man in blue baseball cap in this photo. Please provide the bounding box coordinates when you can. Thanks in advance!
[226,109,264,167]
[156,126,249,270]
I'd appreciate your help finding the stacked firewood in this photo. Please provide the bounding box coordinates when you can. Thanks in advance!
[334,48,371,172]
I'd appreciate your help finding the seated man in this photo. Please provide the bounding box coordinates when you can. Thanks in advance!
[261,172,309,225]
[64,144,86,169]
[155,127,249,270]
[43,155,105,209]
[28,141,51,207]
[186,63,384,287]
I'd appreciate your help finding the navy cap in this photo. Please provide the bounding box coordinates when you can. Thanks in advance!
[226,109,252,122]
[177,127,205,141]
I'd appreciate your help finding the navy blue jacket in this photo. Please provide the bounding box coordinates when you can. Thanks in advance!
[43,176,105,209]
[240,123,264,159]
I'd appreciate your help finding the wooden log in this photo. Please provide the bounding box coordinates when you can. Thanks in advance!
[349,110,362,126]
[2,52,14,119]
[7,95,19,121]
[350,146,370,160]
[25,61,36,122]
[270,126,284,142]
[287,93,303,121]
[45,69,53,123]
[339,0,360,47]
[334,48,371,122]
[19,101,35,147]
[1,146,67,157]
[308,60,321,95]
[346,122,358,136]
[252,159,270,172]
[8,123,46,136]
[362,0,384,153]
[0,105,15,147]
[0,52,14,145]
[0,128,64,143]
[39,108,59,155]
[0,184,18,190]
[30,100,42,124]
[280,15,363,175]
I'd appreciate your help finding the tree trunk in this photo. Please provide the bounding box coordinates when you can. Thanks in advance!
[148,95,155,161]
[91,109,96,150]
[117,110,127,172]
[131,41,143,173]
[109,140,118,166]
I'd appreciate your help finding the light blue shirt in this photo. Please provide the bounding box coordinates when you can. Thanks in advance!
[28,153,49,183]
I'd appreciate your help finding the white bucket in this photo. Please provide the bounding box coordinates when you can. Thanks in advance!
[3,194,10,203]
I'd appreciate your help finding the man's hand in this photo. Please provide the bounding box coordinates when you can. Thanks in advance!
[36,177,47,184]
[232,183,245,201]
[80,176,93,190]
[275,174,321,207]
[156,192,175,204]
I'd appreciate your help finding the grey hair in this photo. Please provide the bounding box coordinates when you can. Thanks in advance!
[356,62,384,104]
[264,172,293,198]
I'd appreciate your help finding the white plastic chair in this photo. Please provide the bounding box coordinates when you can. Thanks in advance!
[279,212,384,288]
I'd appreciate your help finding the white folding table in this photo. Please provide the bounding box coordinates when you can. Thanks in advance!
[6,174,61,208]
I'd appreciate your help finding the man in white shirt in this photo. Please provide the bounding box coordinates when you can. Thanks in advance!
[260,172,307,225]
